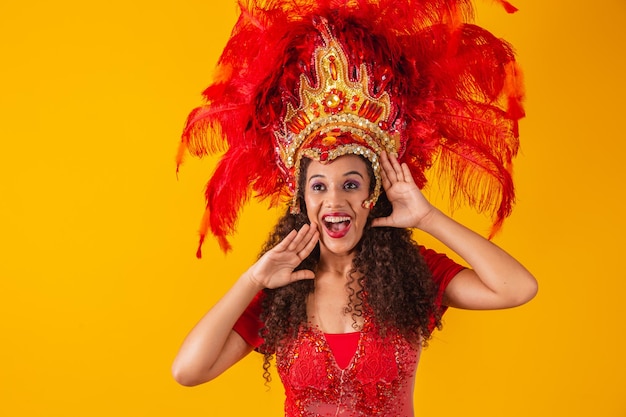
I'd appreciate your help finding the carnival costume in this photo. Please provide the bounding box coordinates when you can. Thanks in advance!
[177,0,524,415]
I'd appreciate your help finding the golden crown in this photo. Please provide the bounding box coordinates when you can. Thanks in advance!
[275,35,400,210]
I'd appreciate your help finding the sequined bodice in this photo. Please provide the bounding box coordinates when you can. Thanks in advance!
[276,321,420,417]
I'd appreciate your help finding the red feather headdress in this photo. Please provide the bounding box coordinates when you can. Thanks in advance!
[177,0,525,256]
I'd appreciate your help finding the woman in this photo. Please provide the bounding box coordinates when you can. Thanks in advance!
[173,1,536,415]
[172,151,537,415]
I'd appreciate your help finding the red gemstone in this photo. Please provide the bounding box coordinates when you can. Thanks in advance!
[329,62,338,81]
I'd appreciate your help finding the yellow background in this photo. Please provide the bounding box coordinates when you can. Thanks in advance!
[1,1,625,416]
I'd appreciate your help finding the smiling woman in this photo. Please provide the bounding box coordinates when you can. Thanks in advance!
[171,0,537,416]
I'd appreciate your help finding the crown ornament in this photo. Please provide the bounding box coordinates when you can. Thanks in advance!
[274,32,400,211]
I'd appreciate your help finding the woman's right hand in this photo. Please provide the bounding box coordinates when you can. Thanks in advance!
[246,223,319,289]
[172,223,319,386]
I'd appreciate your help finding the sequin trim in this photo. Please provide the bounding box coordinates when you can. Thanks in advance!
[276,320,420,416]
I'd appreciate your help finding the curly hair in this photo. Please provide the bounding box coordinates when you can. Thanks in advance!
[256,157,442,382]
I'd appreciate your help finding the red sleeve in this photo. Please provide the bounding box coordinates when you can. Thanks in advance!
[232,291,265,348]
[419,245,466,313]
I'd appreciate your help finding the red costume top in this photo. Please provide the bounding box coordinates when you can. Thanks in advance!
[234,246,465,417]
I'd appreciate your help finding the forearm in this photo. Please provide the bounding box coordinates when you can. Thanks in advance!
[172,225,318,384]
[418,208,537,309]
[172,270,262,385]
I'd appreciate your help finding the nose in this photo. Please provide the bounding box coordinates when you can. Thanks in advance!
[324,186,345,208]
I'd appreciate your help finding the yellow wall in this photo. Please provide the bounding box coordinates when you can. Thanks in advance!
[1,1,624,416]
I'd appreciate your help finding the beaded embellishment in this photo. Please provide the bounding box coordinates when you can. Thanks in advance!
[276,320,420,416]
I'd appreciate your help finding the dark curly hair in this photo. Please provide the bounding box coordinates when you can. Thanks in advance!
[256,157,442,382]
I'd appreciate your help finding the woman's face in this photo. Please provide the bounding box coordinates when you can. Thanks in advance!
[303,154,372,256]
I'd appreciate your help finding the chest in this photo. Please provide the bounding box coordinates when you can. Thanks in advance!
[275,325,420,416]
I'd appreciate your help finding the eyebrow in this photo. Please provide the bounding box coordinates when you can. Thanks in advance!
[308,171,365,181]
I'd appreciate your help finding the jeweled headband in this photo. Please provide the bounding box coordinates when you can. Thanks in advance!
[177,0,525,256]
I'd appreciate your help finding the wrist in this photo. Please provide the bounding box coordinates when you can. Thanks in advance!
[243,268,267,292]
[414,206,444,232]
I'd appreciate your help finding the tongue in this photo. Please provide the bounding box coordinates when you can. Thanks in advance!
[328,221,349,232]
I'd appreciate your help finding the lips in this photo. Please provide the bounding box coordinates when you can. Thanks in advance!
[322,214,352,238]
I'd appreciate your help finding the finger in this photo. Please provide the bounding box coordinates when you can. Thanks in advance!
[380,151,398,183]
[298,228,319,258]
[400,162,416,185]
[371,216,392,228]
[290,269,316,282]
[273,228,300,253]
[387,151,405,180]
[291,224,317,255]
[308,221,320,234]
[380,158,392,190]
[286,224,312,252]
[280,224,316,256]
[304,222,318,241]
[281,229,298,246]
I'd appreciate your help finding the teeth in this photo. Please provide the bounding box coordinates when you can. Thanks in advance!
[324,216,350,223]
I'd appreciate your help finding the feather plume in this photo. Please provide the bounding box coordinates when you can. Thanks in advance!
[178,0,525,254]
[493,0,518,14]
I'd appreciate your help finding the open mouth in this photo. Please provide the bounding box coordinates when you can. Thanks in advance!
[322,215,352,237]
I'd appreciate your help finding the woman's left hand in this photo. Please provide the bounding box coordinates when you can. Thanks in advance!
[371,151,436,229]
[373,153,538,310]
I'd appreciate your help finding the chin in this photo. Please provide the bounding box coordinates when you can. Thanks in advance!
[319,237,359,257]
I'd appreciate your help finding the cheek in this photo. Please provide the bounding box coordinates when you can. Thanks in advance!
[304,195,321,219]
[355,205,371,224]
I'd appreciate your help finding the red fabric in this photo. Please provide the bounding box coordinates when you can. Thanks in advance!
[232,291,266,348]
[324,332,360,369]
[232,245,465,348]
[278,321,416,416]
[418,245,466,317]
[232,246,465,416]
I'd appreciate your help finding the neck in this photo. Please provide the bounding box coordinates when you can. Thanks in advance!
[317,250,355,277]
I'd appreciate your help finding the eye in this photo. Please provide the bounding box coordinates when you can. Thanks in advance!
[344,180,360,190]
[310,182,326,192]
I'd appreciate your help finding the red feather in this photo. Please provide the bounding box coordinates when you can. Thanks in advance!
[178,0,525,253]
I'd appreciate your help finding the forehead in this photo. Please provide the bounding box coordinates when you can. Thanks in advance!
[306,154,369,178]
